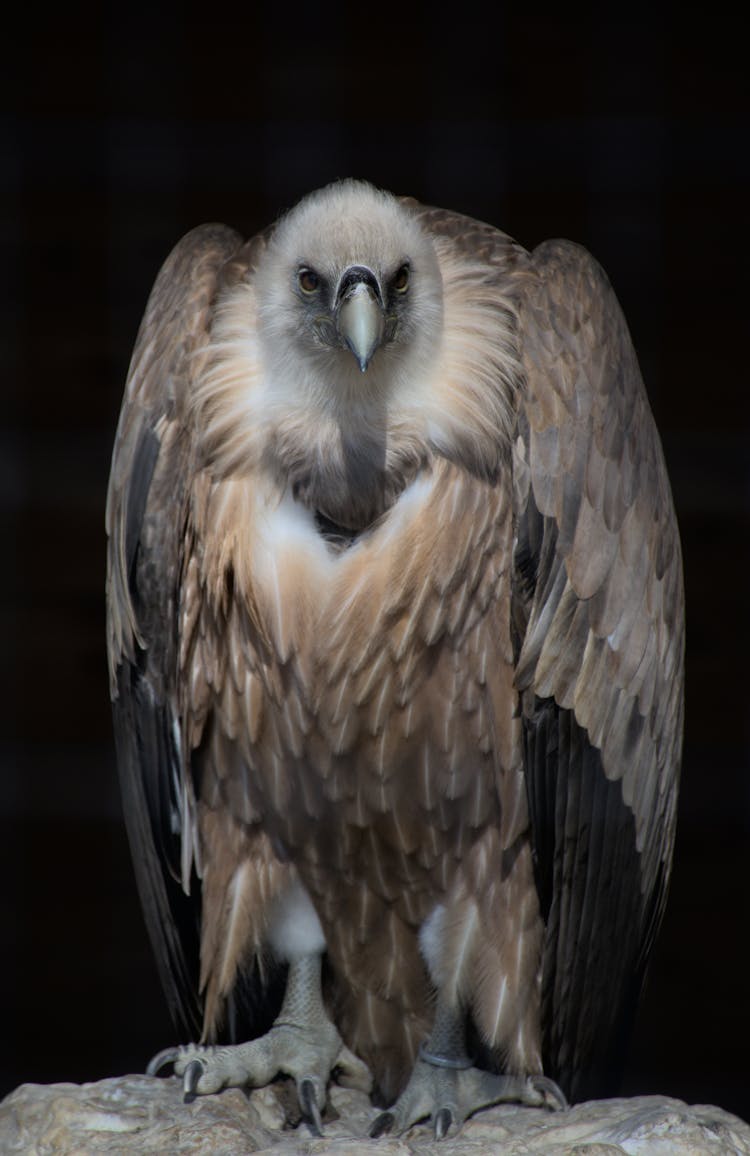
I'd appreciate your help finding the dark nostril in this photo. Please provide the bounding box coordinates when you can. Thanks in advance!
[337,265,381,301]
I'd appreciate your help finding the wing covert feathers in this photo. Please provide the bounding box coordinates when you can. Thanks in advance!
[514,239,683,883]
[512,239,684,1098]
[106,223,247,1037]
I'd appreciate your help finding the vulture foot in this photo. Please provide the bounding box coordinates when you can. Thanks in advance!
[168,1024,369,1132]
[370,996,566,1140]
[369,1061,567,1140]
[147,954,372,1136]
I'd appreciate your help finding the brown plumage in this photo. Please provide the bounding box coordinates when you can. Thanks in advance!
[106,181,683,1117]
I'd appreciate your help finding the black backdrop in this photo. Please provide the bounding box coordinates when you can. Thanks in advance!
[3,0,749,1123]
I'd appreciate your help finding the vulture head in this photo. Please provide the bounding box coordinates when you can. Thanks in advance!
[255,180,444,402]
[198,180,513,534]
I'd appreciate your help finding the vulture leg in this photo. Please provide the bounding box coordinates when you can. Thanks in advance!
[369,995,567,1140]
[162,954,371,1134]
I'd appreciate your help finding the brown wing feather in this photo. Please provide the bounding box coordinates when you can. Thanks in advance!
[107,225,244,680]
[105,222,247,1038]
[515,239,683,884]
[511,239,684,1098]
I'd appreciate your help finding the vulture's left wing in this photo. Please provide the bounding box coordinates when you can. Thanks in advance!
[406,204,682,1101]
[106,224,243,1038]
[512,240,684,1100]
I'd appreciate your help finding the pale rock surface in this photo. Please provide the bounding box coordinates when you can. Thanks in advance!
[1,1075,749,1155]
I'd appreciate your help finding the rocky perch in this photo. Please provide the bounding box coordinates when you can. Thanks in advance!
[1,1076,749,1155]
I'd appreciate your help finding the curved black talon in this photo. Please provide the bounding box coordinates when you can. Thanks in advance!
[434,1107,452,1140]
[299,1077,323,1137]
[369,1110,394,1138]
[182,1058,205,1103]
[146,1047,179,1077]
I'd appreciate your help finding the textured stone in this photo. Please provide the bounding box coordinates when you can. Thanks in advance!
[1,1076,749,1155]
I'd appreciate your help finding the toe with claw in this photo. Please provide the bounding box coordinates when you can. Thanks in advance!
[147,1026,370,1133]
[369,995,568,1139]
[145,954,371,1135]
[369,1058,568,1140]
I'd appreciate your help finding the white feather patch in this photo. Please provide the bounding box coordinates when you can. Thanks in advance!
[418,904,446,983]
[267,878,326,961]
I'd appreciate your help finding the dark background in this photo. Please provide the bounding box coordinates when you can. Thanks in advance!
[3,0,749,1124]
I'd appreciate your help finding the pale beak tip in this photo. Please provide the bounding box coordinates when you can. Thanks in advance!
[344,337,372,373]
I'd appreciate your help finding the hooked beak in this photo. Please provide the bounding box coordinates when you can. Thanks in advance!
[335,265,385,373]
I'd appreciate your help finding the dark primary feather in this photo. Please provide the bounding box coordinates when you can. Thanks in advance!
[523,698,647,1101]
[123,428,159,619]
[114,661,203,1039]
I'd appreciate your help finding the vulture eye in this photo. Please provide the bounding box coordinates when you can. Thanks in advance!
[393,264,410,293]
[298,267,320,294]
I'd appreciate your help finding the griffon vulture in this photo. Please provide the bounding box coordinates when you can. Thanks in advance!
[106,180,684,1139]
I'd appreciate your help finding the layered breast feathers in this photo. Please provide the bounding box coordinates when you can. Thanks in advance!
[165,202,538,1090]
